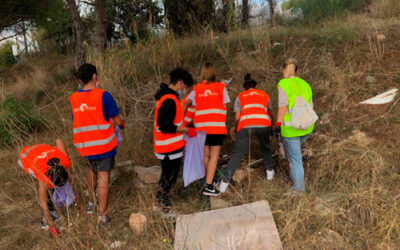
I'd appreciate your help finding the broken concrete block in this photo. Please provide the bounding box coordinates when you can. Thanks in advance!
[129,213,147,236]
[360,88,398,105]
[210,197,232,210]
[133,166,161,184]
[133,178,146,189]
[174,200,282,250]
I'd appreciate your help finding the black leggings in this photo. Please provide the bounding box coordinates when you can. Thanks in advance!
[156,156,182,206]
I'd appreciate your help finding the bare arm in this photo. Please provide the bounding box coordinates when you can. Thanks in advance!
[39,181,54,227]
[55,138,68,157]
[277,106,287,124]
[176,126,189,133]
[183,99,192,116]
[268,108,274,123]
[234,111,240,128]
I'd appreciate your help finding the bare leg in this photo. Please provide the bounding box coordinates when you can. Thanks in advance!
[97,171,110,216]
[203,146,210,175]
[205,146,221,184]
[86,169,97,199]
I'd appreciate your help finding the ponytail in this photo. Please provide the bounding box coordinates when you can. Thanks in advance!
[243,73,257,90]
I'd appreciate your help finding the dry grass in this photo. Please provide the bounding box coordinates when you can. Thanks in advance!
[0,14,399,249]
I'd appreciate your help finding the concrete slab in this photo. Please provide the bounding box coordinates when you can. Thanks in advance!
[174,200,282,250]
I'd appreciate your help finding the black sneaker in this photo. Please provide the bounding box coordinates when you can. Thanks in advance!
[202,184,220,197]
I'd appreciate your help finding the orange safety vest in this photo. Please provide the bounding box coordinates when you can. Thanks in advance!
[154,94,185,154]
[237,89,272,131]
[18,144,71,189]
[69,88,117,157]
[193,81,227,134]
[181,91,195,127]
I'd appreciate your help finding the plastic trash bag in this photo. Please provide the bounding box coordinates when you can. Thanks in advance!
[52,181,76,208]
[183,131,206,187]
[115,125,123,145]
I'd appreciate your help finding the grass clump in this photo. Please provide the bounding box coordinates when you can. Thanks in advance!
[0,95,43,147]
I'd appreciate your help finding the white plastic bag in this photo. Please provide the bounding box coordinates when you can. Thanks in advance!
[289,96,318,130]
[183,132,206,187]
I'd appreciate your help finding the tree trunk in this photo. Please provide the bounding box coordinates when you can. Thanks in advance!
[222,0,235,32]
[268,0,276,27]
[95,0,107,54]
[242,0,249,26]
[66,0,86,70]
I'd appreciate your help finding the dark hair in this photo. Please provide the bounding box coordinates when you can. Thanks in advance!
[243,73,257,90]
[169,68,193,87]
[76,63,97,84]
[46,158,68,187]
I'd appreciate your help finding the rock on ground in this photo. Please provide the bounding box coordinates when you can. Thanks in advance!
[133,166,161,184]
[129,213,147,235]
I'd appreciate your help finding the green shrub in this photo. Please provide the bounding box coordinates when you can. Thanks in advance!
[0,42,17,70]
[286,0,368,23]
[0,95,43,147]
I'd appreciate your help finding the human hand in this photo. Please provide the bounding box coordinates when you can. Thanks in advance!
[49,225,60,238]
[187,127,197,138]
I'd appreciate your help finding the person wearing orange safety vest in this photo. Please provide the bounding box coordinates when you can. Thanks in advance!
[70,63,125,225]
[219,74,275,193]
[154,68,197,212]
[18,139,71,238]
[184,63,230,196]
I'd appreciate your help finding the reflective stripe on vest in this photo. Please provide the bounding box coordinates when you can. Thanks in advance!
[187,107,195,113]
[154,151,184,160]
[195,109,227,116]
[73,124,111,134]
[195,122,226,128]
[239,114,271,123]
[21,144,41,159]
[243,104,267,111]
[154,134,184,146]
[74,133,116,148]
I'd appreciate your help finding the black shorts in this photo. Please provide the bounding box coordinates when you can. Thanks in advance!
[205,134,224,146]
[87,157,115,171]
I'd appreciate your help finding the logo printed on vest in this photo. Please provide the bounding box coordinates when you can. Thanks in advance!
[244,91,262,97]
[200,90,218,98]
[36,149,56,159]
[74,103,97,112]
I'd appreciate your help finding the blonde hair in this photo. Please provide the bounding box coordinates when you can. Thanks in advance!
[200,62,217,82]
[282,58,298,77]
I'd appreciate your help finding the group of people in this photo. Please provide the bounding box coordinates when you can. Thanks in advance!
[17,59,315,237]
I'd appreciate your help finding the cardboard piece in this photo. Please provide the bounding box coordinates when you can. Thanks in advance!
[174,200,282,250]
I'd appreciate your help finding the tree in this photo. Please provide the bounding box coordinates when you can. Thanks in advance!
[111,0,163,43]
[95,0,107,54]
[242,0,249,26]
[66,0,86,69]
[164,0,215,36]
[222,0,235,31]
[267,0,277,26]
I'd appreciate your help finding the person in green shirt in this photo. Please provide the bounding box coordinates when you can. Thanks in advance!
[274,59,314,193]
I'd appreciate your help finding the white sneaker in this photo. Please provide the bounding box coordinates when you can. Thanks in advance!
[266,169,275,180]
[219,180,229,193]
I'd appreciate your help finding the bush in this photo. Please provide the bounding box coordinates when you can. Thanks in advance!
[0,42,17,70]
[286,0,368,23]
[0,95,43,147]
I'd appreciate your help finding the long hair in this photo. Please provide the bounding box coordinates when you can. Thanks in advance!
[200,62,217,83]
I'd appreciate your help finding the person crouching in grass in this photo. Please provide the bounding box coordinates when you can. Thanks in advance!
[18,139,73,237]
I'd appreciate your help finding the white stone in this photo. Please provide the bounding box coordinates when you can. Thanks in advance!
[129,213,147,235]
[174,200,282,250]
[133,166,161,184]
[110,241,125,249]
